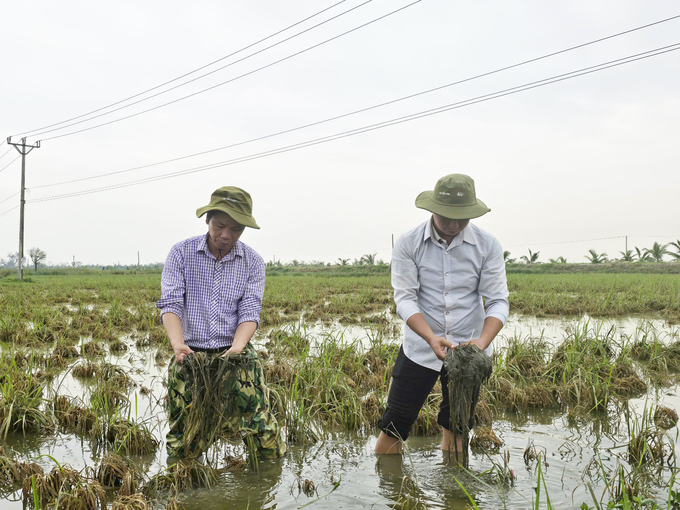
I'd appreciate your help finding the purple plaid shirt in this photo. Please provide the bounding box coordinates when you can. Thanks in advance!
[156,234,265,350]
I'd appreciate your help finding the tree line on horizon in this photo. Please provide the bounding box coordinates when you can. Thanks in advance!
[504,240,680,265]
[3,240,679,274]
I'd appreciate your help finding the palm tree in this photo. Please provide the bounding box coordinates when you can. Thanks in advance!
[548,256,567,264]
[520,249,540,264]
[360,253,377,266]
[584,249,607,264]
[634,246,652,262]
[618,250,635,262]
[503,251,516,264]
[668,239,680,260]
[337,258,350,266]
[645,242,669,263]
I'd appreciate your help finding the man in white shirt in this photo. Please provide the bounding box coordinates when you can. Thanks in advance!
[375,174,509,454]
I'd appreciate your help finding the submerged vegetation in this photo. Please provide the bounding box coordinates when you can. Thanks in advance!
[1,272,680,507]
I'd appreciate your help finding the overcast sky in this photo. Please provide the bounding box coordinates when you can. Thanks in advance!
[1,0,679,267]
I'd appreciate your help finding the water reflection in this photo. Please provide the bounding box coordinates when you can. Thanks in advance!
[500,314,676,350]
[175,458,284,510]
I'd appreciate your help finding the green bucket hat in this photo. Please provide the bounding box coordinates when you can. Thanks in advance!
[196,186,260,229]
[415,174,490,220]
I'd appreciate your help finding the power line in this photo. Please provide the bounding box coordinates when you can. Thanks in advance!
[0,205,19,219]
[630,235,679,239]
[0,155,20,175]
[0,147,13,161]
[506,236,625,248]
[26,0,378,139]
[27,43,680,204]
[33,14,680,190]
[13,0,350,137]
[36,0,422,141]
[0,192,20,206]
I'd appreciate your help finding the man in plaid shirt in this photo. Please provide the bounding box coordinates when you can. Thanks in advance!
[157,186,285,459]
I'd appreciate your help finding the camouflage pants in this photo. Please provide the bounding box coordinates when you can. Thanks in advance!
[166,343,286,458]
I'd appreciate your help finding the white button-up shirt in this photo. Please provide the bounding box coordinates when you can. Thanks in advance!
[391,218,509,371]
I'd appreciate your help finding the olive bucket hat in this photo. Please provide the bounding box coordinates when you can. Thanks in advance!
[196,186,260,229]
[415,174,490,220]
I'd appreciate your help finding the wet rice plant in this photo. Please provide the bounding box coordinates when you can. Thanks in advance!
[110,492,153,510]
[0,353,55,437]
[484,323,649,416]
[142,459,220,499]
[23,463,107,510]
[91,416,159,456]
[444,344,493,465]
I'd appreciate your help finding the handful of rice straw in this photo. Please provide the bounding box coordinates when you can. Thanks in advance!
[443,344,493,466]
[180,352,254,454]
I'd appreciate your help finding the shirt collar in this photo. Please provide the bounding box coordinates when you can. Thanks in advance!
[197,233,243,260]
[459,223,478,246]
[424,216,478,247]
[427,217,447,246]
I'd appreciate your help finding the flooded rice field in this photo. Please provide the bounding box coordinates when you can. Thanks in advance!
[2,272,680,509]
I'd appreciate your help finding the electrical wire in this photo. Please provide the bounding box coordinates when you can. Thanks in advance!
[33,14,680,190]
[13,0,351,137]
[27,43,680,203]
[0,205,19,219]
[508,235,680,247]
[0,147,13,162]
[0,156,20,175]
[506,236,625,247]
[0,192,20,206]
[35,0,421,141]
[630,235,680,239]
[26,1,377,138]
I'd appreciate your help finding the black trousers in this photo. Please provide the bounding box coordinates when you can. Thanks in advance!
[377,346,479,440]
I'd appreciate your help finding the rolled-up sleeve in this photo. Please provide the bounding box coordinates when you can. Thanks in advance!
[237,256,265,327]
[156,245,186,322]
[392,235,421,323]
[479,238,510,324]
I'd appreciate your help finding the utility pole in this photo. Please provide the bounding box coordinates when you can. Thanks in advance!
[7,136,40,280]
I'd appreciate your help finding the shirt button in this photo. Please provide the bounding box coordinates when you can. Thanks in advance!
[445,272,449,276]
[446,311,449,315]
[445,292,449,296]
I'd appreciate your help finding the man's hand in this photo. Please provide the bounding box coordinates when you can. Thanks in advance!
[427,335,455,360]
[221,321,257,358]
[162,313,192,363]
[173,343,194,364]
[221,344,244,357]
[458,337,488,351]
[457,318,503,352]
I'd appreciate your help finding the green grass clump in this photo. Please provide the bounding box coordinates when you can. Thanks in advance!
[0,353,55,437]
[23,464,107,510]
[485,323,648,415]
[142,459,219,498]
[263,323,400,438]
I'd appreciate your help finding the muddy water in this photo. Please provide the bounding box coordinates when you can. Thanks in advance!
[4,316,680,509]
[502,314,675,349]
